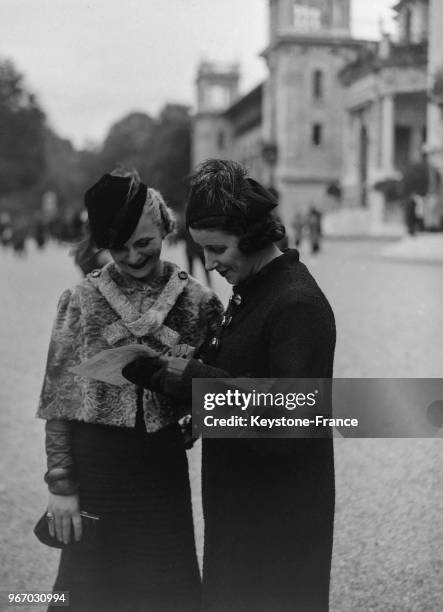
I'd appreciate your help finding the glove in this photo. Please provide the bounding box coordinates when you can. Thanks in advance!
[123,354,193,396]
[122,356,163,389]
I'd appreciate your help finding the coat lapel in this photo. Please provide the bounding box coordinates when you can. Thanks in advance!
[88,263,188,347]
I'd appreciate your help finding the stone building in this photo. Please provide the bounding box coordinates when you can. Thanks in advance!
[192,61,265,183]
[425,0,443,227]
[192,0,439,234]
[261,0,370,228]
[337,0,429,233]
[192,62,241,168]
[193,1,374,230]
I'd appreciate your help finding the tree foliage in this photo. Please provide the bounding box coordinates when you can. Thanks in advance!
[0,56,192,218]
[83,105,191,212]
[139,104,191,209]
[42,129,85,207]
[100,112,155,171]
[0,59,46,197]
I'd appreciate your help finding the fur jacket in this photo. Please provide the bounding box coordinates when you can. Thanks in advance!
[37,260,223,432]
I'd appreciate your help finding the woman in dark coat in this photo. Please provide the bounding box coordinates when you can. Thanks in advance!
[123,160,336,612]
[37,169,223,612]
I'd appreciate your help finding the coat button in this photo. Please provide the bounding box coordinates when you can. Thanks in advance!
[210,337,220,349]
[178,271,188,280]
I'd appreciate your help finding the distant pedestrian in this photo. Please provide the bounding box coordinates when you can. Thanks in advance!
[413,193,425,231]
[33,215,47,250]
[292,211,305,248]
[0,212,12,247]
[11,219,28,257]
[307,205,322,253]
[404,193,419,236]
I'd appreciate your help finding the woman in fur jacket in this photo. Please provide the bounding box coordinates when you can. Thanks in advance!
[37,169,223,612]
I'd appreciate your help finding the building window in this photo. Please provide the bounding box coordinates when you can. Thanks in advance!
[313,69,323,99]
[312,123,323,147]
[293,3,321,32]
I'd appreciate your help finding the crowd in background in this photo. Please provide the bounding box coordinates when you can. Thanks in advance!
[0,209,84,257]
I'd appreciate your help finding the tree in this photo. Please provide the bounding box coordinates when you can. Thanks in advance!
[139,104,191,210]
[89,105,191,212]
[100,112,154,171]
[42,128,86,207]
[0,59,46,197]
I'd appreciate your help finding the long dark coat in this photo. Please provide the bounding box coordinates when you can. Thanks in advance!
[185,249,336,612]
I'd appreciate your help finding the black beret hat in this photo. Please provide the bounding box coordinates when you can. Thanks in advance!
[84,173,148,248]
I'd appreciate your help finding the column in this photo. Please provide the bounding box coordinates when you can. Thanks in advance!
[342,113,359,207]
[381,94,395,175]
[375,96,383,169]
[410,125,424,163]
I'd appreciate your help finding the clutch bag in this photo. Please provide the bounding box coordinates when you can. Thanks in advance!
[34,510,100,551]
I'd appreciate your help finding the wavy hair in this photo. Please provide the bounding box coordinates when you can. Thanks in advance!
[187,159,285,253]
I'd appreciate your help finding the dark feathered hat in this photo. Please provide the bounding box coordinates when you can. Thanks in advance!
[84,172,147,248]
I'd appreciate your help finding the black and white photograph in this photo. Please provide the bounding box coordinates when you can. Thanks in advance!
[0,1,442,610]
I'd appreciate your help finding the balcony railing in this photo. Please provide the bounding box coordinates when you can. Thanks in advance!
[340,42,428,86]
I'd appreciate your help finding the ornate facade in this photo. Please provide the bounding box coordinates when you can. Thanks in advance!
[261,0,370,228]
[337,0,429,233]
[426,0,443,226]
[192,0,441,234]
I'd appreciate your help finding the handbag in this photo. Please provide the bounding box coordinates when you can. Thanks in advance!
[34,510,100,551]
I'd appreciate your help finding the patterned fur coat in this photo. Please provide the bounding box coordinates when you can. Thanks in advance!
[37,260,223,432]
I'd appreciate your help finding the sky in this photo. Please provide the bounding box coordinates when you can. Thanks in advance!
[0,0,397,148]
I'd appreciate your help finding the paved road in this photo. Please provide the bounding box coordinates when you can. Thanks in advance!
[0,239,441,611]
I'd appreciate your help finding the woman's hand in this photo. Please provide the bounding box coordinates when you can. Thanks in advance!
[47,492,82,544]
[122,356,163,389]
[122,354,194,395]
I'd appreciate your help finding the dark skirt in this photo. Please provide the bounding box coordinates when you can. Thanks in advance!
[51,421,201,612]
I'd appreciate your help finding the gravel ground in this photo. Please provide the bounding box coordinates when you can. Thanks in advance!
[0,239,442,612]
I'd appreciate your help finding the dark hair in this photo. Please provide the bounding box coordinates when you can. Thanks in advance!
[189,214,285,254]
[186,159,285,254]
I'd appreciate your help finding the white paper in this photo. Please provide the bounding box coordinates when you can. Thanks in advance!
[69,344,159,386]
